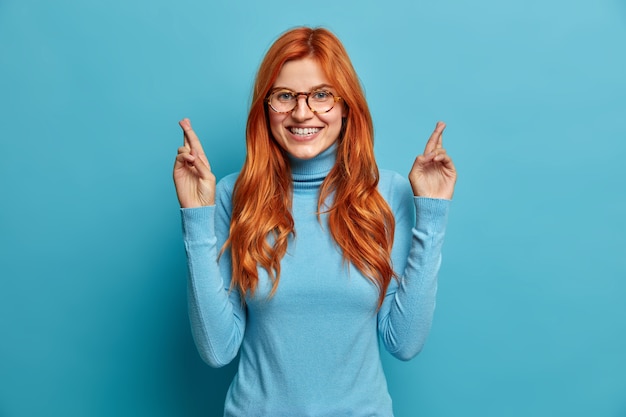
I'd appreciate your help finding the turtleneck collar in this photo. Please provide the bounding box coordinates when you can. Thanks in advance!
[288,142,338,192]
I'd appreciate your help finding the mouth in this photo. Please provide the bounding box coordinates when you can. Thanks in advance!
[288,127,322,136]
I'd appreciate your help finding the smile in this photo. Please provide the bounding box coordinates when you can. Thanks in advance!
[289,127,321,136]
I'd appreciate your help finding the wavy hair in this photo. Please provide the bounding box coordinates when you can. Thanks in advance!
[226,27,396,307]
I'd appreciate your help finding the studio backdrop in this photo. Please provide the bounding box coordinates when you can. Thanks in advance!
[1,0,625,416]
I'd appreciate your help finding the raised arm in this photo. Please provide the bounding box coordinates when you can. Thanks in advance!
[378,122,456,360]
[174,119,245,367]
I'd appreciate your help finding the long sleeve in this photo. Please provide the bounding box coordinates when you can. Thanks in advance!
[181,174,245,368]
[377,171,450,360]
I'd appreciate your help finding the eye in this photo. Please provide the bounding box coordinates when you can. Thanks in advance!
[311,90,332,100]
[275,91,296,102]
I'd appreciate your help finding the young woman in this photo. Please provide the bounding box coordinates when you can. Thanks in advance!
[173,27,456,416]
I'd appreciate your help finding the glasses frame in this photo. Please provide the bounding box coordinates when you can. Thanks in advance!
[266,89,343,114]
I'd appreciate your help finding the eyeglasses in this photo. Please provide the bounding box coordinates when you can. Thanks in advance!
[267,89,342,114]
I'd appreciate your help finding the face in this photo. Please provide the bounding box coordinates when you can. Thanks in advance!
[268,57,346,160]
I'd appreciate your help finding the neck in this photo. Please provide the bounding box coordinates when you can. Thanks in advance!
[288,143,338,192]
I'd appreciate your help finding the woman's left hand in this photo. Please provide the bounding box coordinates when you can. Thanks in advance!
[409,121,457,199]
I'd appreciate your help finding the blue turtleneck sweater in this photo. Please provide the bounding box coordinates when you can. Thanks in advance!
[180,145,450,416]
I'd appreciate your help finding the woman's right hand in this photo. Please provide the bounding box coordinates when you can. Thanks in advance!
[173,118,216,208]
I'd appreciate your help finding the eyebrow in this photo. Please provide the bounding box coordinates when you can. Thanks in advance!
[270,84,334,92]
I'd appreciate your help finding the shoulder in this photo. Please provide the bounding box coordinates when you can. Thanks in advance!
[378,169,412,202]
[216,172,239,194]
[379,169,408,187]
[215,172,239,210]
[378,169,415,229]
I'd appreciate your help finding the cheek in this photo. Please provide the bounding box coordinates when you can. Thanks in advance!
[319,113,343,134]
[324,105,346,132]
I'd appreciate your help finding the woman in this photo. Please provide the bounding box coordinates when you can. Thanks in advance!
[173,27,456,416]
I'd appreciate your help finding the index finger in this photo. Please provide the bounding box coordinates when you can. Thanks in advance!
[424,121,446,154]
[179,118,204,154]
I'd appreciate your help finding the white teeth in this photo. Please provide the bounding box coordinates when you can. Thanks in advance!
[290,127,321,135]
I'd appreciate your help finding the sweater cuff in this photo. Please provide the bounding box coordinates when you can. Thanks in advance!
[180,206,216,242]
[413,197,450,232]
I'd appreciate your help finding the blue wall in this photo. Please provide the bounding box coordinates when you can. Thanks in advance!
[1,0,625,416]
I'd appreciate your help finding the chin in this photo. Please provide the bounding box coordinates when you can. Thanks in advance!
[286,144,328,160]
[289,150,318,160]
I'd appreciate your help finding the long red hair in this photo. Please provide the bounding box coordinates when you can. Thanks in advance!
[226,27,396,307]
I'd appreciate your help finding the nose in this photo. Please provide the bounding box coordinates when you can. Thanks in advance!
[291,95,314,121]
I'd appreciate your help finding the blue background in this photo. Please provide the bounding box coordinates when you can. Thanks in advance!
[1,0,625,416]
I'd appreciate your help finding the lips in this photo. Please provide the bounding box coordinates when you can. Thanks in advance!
[289,127,322,136]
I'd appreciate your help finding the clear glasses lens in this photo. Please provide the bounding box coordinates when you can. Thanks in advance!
[269,90,336,113]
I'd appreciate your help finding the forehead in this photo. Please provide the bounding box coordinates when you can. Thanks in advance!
[273,57,332,90]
